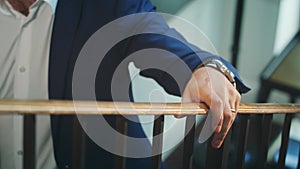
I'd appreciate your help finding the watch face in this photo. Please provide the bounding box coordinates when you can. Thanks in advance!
[205,59,236,87]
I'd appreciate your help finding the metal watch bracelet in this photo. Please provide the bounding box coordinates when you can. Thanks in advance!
[199,59,236,88]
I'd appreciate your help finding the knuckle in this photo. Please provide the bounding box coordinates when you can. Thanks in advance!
[224,111,232,119]
[223,105,232,116]
[200,76,211,88]
[228,87,236,96]
[236,92,241,100]
[213,98,223,107]
[215,115,223,126]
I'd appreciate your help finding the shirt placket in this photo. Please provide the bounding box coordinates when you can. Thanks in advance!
[13,12,35,169]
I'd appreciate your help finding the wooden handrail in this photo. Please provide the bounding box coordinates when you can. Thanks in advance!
[0,99,300,115]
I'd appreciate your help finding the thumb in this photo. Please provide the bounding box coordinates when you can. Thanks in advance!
[177,91,192,118]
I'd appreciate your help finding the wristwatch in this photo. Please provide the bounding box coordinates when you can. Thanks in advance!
[201,59,236,88]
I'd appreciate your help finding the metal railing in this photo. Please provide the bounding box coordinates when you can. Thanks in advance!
[0,99,300,169]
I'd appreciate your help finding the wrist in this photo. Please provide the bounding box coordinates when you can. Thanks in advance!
[197,59,236,88]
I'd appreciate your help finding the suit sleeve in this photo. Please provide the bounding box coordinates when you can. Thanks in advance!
[116,0,250,96]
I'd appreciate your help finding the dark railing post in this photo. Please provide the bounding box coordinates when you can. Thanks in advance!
[205,129,232,169]
[231,0,245,68]
[278,114,294,168]
[151,115,164,169]
[235,115,250,169]
[258,114,273,169]
[23,114,36,169]
[114,115,128,169]
[205,140,223,169]
[72,116,85,169]
[220,129,232,169]
[298,145,300,169]
[183,115,196,169]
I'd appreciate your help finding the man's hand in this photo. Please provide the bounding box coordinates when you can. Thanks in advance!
[181,67,241,148]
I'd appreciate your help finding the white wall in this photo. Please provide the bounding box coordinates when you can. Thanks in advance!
[238,0,280,102]
[273,0,300,55]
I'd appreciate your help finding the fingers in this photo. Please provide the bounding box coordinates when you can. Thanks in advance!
[211,90,240,148]
[211,103,232,148]
[209,96,223,134]
[176,90,192,118]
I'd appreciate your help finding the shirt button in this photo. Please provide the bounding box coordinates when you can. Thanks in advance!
[65,165,69,168]
[19,66,26,72]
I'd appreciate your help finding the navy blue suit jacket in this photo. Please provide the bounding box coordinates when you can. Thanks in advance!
[48,0,249,168]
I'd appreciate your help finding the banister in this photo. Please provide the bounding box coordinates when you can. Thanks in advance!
[0,99,300,115]
[1,99,300,169]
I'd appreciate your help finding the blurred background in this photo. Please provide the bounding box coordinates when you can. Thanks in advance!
[129,0,300,168]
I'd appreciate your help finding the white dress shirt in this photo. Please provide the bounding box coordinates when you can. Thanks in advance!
[0,0,58,168]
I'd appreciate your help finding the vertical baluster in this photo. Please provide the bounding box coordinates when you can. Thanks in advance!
[205,127,232,169]
[278,114,294,168]
[235,115,250,169]
[183,115,196,169]
[297,144,300,169]
[23,115,36,169]
[151,115,164,169]
[231,0,245,67]
[205,140,222,169]
[258,114,273,169]
[72,116,85,169]
[114,115,128,169]
[221,129,232,169]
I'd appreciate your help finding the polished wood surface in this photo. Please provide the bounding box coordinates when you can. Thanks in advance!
[0,99,300,115]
